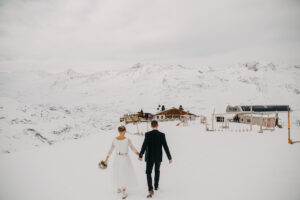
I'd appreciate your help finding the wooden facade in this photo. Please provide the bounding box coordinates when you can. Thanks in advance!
[120,107,198,124]
[238,114,277,128]
[154,107,197,121]
[121,113,154,124]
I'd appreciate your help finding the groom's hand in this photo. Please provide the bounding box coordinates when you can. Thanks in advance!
[169,160,172,164]
[138,157,142,161]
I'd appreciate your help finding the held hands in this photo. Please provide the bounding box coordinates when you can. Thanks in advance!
[169,160,172,164]
[137,152,142,161]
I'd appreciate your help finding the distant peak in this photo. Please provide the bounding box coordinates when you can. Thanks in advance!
[242,61,276,72]
[63,69,82,78]
[65,69,78,75]
[165,64,188,70]
[131,63,143,69]
[243,61,259,71]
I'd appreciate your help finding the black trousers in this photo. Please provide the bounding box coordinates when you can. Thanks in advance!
[146,160,161,191]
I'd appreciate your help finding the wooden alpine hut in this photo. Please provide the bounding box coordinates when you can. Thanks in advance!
[154,107,198,121]
[120,109,154,124]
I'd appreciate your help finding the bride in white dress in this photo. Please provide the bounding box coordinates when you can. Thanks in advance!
[104,125,139,199]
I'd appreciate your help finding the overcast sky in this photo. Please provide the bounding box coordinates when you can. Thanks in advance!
[0,0,299,72]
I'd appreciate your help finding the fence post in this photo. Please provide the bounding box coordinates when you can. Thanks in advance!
[250,105,253,132]
[259,114,263,133]
[288,106,293,144]
[212,108,215,131]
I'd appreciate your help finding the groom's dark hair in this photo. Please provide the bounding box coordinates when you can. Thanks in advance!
[151,120,158,128]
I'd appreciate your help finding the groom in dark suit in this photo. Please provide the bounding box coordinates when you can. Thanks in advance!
[138,120,172,198]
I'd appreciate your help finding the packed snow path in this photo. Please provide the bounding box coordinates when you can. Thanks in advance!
[1,121,300,200]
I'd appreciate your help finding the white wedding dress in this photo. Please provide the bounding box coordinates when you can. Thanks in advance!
[107,137,138,189]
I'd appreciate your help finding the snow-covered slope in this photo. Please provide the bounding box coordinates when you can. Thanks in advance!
[0,122,299,200]
[0,62,300,153]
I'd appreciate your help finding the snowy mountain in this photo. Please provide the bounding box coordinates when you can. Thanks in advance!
[0,62,300,153]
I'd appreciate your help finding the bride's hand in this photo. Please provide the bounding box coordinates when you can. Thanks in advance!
[104,156,109,165]
[136,152,139,156]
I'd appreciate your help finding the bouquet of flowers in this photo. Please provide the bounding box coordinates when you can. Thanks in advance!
[98,160,107,169]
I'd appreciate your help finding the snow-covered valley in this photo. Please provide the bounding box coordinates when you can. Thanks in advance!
[0,62,300,153]
[1,62,300,200]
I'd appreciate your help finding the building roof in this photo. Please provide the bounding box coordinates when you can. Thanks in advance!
[155,107,197,116]
[240,105,290,112]
[227,105,290,113]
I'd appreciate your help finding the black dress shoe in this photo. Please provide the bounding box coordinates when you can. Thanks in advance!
[147,190,154,198]
[154,187,159,191]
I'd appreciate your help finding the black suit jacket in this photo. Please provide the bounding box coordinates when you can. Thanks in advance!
[139,129,172,162]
